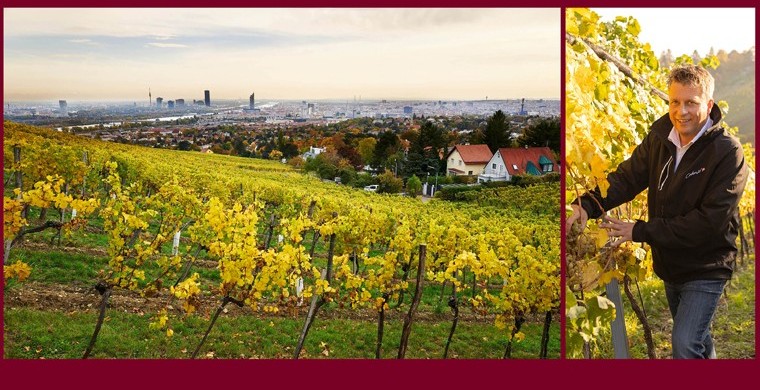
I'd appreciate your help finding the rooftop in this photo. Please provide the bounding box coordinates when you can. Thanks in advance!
[449,144,493,164]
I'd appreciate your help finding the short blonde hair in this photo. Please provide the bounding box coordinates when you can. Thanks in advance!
[668,65,714,100]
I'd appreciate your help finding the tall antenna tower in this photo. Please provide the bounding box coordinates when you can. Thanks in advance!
[149,88,152,107]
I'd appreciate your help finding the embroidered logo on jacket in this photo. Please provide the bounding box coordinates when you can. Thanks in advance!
[685,167,706,179]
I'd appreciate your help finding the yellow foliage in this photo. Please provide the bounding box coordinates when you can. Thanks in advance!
[4,261,31,282]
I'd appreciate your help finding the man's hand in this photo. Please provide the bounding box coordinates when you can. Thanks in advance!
[599,216,635,247]
[566,204,588,235]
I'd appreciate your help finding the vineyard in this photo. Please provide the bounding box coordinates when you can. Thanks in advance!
[3,121,560,359]
[565,8,755,358]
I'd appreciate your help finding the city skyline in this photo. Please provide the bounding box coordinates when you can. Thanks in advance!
[4,8,560,102]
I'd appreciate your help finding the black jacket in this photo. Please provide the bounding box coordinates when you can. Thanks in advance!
[578,105,748,283]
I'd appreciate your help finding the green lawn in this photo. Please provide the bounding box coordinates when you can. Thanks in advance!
[590,262,755,359]
[4,241,559,359]
[4,305,558,359]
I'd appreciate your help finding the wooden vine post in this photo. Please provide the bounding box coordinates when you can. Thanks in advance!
[442,276,458,359]
[397,244,426,359]
[394,252,414,308]
[375,292,390,359]
[294,212,337,359]
[191,295,244,359]
[539,310,553,359]
[82,282,112,359]
[623,275,657,359]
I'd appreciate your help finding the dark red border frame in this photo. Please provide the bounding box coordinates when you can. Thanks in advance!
[1,2,758,388]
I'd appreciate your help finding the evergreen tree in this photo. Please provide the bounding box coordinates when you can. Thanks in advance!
[372,131,400,169]
[405,121,447,178]
[516,117,560,153]
[474,110,511,152]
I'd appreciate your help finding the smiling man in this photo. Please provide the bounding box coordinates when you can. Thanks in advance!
[566,65,748,359]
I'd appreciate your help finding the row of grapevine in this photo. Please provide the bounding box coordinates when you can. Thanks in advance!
[3,120,560,358]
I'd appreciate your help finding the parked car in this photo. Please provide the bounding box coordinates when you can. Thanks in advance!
[363,184,379,192]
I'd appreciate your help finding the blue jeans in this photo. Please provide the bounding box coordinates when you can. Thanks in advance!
[664,279,726,359]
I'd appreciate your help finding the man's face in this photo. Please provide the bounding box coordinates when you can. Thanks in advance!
[668,81,714,144]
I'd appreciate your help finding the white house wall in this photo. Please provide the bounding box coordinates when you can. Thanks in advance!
[481,151,510,181]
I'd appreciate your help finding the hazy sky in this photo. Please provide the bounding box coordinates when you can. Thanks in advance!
[4,8,560,102]
[593,8,755,57]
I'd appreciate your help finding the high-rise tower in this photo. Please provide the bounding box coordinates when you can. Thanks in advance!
[149,88,152,107]
[204,90,210,107]
[249,92,255,110]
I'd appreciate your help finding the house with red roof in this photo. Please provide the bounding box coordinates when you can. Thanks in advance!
[445,144,493,177]
[478,146,558,183]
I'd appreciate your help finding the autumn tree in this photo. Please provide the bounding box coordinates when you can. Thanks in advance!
[337,144,363,170]
[405,174,422,197]
[357,137,377,165]
[377,171,403,194]
[269,150,283,161]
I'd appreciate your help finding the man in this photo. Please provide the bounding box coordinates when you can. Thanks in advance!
[566,65,748,359]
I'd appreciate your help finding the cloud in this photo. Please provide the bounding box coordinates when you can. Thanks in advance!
[4,8,560,100]
[4,8,554,40]
[146,42,188,48]
[68,38,98,45]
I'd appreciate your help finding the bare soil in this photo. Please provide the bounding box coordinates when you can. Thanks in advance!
[5,281,541,324]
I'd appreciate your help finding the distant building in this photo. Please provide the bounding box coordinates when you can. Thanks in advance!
[58,100,67,114]
[249,92,255,110]
[478,146,558,183]
[156,97,163,108]
[403,106,413,115]
[302,146,325,160]
[176,99,185,107]
[204,90,210,107]
[445,144,493,176]
[167,100,175,109]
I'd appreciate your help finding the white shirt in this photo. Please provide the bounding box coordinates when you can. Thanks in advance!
[667,117,713,171]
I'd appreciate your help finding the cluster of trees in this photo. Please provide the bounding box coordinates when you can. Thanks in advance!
[300,111,560,195]
[516,117,560,152]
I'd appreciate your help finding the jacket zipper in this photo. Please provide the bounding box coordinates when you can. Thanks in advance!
[658,154,673,217]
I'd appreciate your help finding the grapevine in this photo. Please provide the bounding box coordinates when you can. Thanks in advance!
[565,8,755,358]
